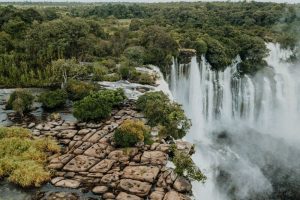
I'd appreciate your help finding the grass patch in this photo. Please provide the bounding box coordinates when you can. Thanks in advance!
[0,127,60,187]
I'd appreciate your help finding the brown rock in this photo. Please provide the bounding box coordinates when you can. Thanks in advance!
[163,191,191,200]
[108,150,130,162]
[92,186,108,194]
[88,130,108,143]
[173,176,192,193]
[103,192,115,199]
[89,159,115,173]
[84,143,109,158]
[116,192,142,200]
[58,130,77,139]
[150,190,165,200]
[141,151,168,165]
[118,179,151,197]
[101,173,119,185]
[63,155,99,172]
[50,177,64,185]
[122,166,160,183]
[73,142,92,154]
[55,179,80,189]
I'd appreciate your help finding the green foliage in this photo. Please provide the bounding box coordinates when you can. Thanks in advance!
[114,119,151,147]
[38,89,67,109]
[0,127,60,187]
[73,89,126,121]
[123,46,145,66]
[92,64,109,81]
[171,145,206,182]
[6,90,34,116]
[137,91,191,139]
[66,80,96,101]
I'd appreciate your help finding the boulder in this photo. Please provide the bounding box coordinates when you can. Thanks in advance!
[116,192,142,200]
[173,176,192,193]
[122,166,160,183]
[150,190,165,200]
[55,179,80,189]
[92,186,108,194]
[108,150,130,162]
[103,192,115,199]
[118,179,151,197]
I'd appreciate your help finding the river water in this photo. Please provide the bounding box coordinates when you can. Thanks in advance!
[168,43,300,200]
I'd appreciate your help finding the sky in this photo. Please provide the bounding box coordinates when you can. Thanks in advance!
[0,0,299,3]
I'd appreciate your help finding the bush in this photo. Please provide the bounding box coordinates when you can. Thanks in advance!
[170,144,206,182]
[66,80,96,101]
[73,89,126,121]
[0,127,60,187]
[92,64,109,81]
[6,89,34,116]
[38,89,67,109]
[114,119,151,147]
[137,91,191,139]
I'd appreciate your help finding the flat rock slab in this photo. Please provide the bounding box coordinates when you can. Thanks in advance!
[55,179,80,189]
[122,166,160,183]
[63,155,99,172]
[92,186,108,194]
[89,159,115,173]
[88,130,108,143]
[119,179,151,197]
[73,142,93,154]
[116,192,142,200]
[108,150,130,162]
[84,143,109,158]
[141,151,167,165]
[58,130,78,139]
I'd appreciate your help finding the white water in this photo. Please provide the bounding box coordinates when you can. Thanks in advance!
[169,43,300,199]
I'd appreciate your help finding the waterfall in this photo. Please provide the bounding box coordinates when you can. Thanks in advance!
[169,43,300,199]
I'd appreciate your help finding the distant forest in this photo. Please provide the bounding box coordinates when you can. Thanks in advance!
[0,2,299,87]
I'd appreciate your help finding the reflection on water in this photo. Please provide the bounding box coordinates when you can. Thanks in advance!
[0,88,76,126]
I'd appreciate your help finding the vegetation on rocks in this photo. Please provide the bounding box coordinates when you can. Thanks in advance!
[114,119,151,147]
[73,89,126,121]
[66,80,97,101]
[170,144,206,182]
[0,127,60,187]
[6,90,34,116]
[137,91,191,139]
[38,89,67,109]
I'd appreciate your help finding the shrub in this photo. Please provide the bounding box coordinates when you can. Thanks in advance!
[6,89,34,116]
[66,79,96,101]
[38,89,67,109]
[136,91,191,139]
[170,144,206,182]
[136,73,156,85]
[73,89,126,121]
[0,127,60,187]
[114,119,151,147]
[92,64,109,81]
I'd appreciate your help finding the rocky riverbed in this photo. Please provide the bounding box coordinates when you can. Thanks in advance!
[10,100,194,200]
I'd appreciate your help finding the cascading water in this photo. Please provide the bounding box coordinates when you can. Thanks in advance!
[168,43,300,200]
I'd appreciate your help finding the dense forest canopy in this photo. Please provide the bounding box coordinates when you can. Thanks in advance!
[0,2,299,87]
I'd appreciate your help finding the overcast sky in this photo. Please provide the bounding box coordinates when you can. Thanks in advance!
[0,0,299,3]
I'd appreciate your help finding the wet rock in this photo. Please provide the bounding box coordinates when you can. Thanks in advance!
[44,192,79,200]
[173,177,192,193]
[50,177,64,185]
[55,179,81,189]
[116,192,142,200]
[89,159,115,173]
[141,151,168,165]
[92,186,108,194]
[63,155,99,172]
[122,166,160,183]
[118,179,151,197]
